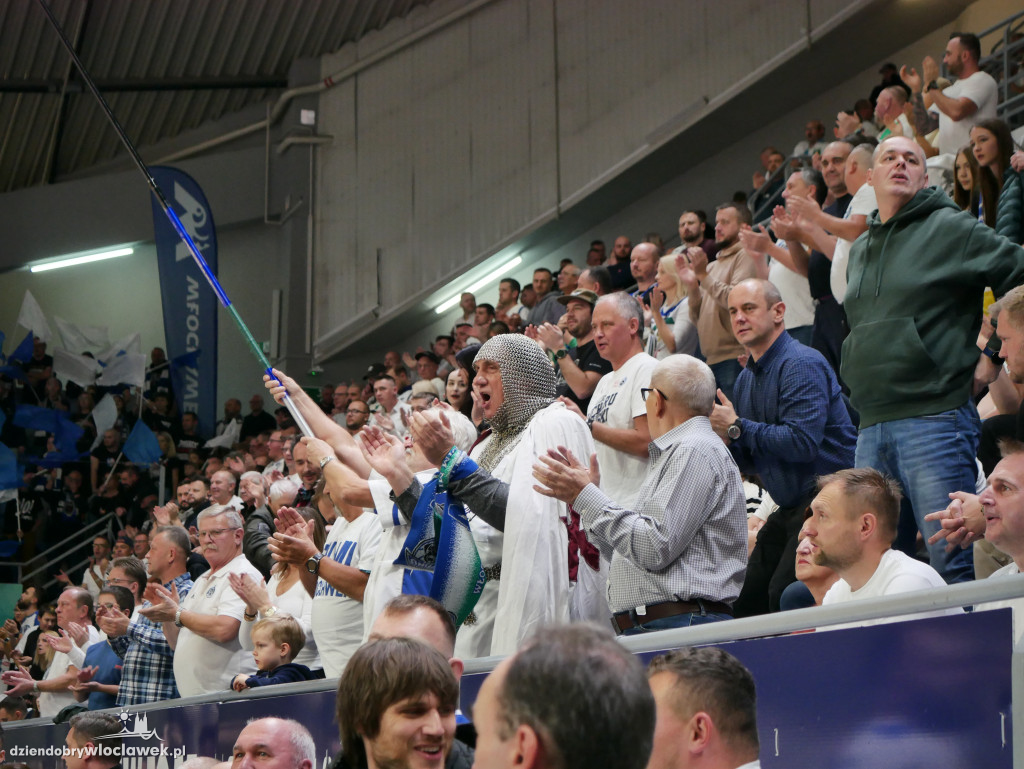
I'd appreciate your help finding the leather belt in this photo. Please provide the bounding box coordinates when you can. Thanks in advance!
[612,599,733,632]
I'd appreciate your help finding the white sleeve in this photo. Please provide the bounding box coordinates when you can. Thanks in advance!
[356,516,383,572]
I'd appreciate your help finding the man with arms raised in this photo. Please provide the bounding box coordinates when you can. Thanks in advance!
[103,526,194,705]
[1,587,100,718]
[140,505,263,695]
[372,335,594,657]
[529,288,611,415]
[683,203,757,400]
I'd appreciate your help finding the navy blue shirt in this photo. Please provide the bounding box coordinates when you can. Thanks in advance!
[244,662,317,688]
[729,331,856,507]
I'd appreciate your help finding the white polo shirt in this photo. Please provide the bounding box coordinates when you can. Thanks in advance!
[173,552,262,697]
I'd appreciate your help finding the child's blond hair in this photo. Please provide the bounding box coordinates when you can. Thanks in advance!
[252,614,306,660]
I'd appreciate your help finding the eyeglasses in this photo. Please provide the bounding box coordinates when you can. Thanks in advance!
[640,387,667,402]
[346,409,369,415]
[96,602,119,612]
[198,527,240,540]
[105,577,134,586]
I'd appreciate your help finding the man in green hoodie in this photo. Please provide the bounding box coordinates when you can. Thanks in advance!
[842,136,1024,583]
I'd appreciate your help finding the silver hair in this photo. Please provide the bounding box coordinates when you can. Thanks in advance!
[243,717,316,766]
[269,478,300,505]
[653,355,717,416]
[196,504,244,530]
[596,291,644,333]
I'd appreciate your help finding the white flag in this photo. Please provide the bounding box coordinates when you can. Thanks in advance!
[54,317,109,354]
[90,394,119,449]
[97,352,146,388]
[205,419,240,450]
[53,349,99,388]
[16,290,53,343]
[97,332,142,365]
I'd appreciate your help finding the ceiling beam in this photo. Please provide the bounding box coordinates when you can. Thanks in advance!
[0,75,289,93]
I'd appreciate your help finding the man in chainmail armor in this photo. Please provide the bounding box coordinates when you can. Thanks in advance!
[379,334,596,658]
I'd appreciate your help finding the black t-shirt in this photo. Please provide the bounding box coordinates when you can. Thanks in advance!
[557,339,613,414]
[808,194,852,300]
[241,411,277,441]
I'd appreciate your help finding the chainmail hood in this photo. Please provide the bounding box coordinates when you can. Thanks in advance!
[474,334,555,470]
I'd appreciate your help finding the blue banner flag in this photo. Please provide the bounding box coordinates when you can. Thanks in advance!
[0,443,20,491]
[150,166,218,439]
[0,366,27,382]
[123,419,163,466]
[10,331,34,364]
[13,405,62,434]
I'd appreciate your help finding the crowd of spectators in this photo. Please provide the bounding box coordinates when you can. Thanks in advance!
[1,34,1023,763]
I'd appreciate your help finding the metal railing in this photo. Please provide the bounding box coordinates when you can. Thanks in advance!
[0,513,114,591]
[979,9,1024,128]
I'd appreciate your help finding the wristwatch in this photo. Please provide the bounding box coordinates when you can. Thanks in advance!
[727,419,742,441]
[554,348,569,361]
[305,553,324,575]
[173,606,184,628]
[319,454,336,470]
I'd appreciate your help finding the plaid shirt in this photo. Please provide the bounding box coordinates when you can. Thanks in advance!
[108,572,193,706]
[573,416,748,612]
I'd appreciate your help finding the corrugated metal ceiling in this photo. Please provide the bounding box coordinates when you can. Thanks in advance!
[0,0,434,193]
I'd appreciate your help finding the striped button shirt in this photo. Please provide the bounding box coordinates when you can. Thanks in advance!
[573,416,748,613]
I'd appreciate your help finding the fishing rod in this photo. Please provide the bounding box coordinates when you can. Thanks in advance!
[34,0,314,438]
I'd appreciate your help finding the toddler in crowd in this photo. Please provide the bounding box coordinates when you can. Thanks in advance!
[230,615,316,691]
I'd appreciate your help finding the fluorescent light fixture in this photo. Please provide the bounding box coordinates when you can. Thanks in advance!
[30,246,135,273]
[434,255,523,314]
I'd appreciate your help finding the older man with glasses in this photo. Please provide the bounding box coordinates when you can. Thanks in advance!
[140,505,262,696]
[533,354,748,634]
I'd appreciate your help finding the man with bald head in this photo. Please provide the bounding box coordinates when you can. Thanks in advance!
[629,242,660,301]
[534,354,747,632]
[712,279,855,616]
[843,136,1024,584]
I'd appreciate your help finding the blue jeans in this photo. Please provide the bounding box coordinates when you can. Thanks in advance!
[855,402,979,583]
[620,611,732,636]
[710,358,743,403]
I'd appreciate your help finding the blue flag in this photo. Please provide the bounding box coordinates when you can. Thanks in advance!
[13,405,62,434]
[26,451,88,469]
[123,420,163,466]
[0,443,20,491]
[150,167,218,441]
[52,417,84,453]
[9,332,34,364]
[0,365,28,382]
